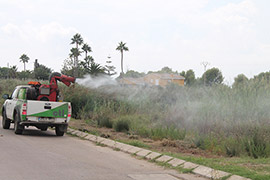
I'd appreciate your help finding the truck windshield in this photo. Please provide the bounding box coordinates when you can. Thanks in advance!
[11,88,19,99]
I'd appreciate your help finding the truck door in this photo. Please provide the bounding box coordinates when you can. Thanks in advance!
[6,87,19,119]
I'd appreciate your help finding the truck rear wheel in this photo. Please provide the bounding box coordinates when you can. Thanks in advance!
[2,110,11,129]
[55,126,65,136]
[14,113,24,135]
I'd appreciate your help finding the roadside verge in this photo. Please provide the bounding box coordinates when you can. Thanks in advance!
[67,128,251,180]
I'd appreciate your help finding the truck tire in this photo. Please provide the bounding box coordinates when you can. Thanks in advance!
[55,126,65,136]
[14,113,24,135]
[2,110,10,129]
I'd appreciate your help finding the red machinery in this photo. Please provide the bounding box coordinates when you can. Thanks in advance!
[28,72,76,102]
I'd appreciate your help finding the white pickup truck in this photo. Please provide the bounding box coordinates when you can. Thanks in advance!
[2,85,72,136]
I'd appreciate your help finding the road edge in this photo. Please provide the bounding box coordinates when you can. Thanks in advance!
[67,128,251,180]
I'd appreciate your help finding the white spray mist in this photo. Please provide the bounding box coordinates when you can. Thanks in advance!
[76,74,118,88]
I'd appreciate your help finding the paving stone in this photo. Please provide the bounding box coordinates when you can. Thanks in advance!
[95,136,106,143]
[74,131,82,136]
[145,152,162,160]
[128,174,180,180]
[211,170,230,179]
[114,142,126,149]
[136,149,152,158]
[67,128,74,133]
[71,130,79,135]
[74,131,81,136]
[119,144,134,152]
[155,155,173,163]
[101,139,115,147]
[167,158,186,167]
[173,174,209,180]
[87,135,106,143]
[127,147,143,154]
[182,162,199,169]
[77,132,88,138]
[193,165,230,179]
[84,134,96,141]
[227,175,252,180]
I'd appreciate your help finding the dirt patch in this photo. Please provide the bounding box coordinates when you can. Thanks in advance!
[69,119,220,159]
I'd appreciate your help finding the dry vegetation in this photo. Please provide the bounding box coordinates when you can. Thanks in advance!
[2,79,270,179]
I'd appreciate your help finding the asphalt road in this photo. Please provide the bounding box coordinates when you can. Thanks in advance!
[0,118,207,180]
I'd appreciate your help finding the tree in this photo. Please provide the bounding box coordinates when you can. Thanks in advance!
[33,60,52,80]
[158,66,175,74]
[80,56,105,76]
[61,58,84,77]
[184,69,195,86]
[123,70,145,78]
[116,41,129,74]
[233,74,249,88]
[70,48,81,63]
[17,70,32,80]
[253,72,270,82]
[202,67,224,86]
[71,33,84,77]
[104,56,116,76]
[148,66,177,74]
[0,67,9,79]
[19,54,30,71]
[9,65,18,78]
[61,58,75,77]
[71,33,84,49]
[180,71,185,77]
[82,43,92,59]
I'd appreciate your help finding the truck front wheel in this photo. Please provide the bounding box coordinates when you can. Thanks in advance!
[55,125,66,136]
[2,110,11,129]
[14,113,24,135]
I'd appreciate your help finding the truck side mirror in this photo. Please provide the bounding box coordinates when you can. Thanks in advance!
[2,94,10,99]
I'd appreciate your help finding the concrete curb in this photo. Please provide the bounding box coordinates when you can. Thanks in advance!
[67,128,251,180]
[145,152,162,160]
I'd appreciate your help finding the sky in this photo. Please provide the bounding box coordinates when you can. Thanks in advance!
[0,0,270,84]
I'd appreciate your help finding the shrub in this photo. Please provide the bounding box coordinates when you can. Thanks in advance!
[243,132,270,158]
[113,118,130,132]
[193,135,206,150]
[97,115,113,128]
[224,138,242,157]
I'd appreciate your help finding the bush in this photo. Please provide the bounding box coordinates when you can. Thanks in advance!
[243,132,270,159]
[97,116,113,128]
[113,118,130,132]
[5,77,270,158]
[224,138,242,157]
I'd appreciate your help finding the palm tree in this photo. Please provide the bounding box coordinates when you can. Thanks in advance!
[82,43,92,59]
[71,33,84,49]
[19,54,30,71]
[116,41,129,74]
[89,62,105,75]
[80,56,104,75]
[71,33,84,77]
[80,55,94,68]
[69,48,81,72]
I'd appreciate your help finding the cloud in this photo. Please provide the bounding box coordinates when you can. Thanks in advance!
[37,22,78,42]
[205,0,257,26]
[1,21,77,43]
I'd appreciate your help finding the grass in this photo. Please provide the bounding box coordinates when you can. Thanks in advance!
[163,152,270,180]
[117,139,150,149]
[2,77,270,178]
